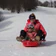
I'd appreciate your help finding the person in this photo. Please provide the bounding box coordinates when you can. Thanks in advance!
[25,24,40,41]
[16,13,47,41]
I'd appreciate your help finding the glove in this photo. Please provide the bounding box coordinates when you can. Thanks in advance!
[30,38,35,41]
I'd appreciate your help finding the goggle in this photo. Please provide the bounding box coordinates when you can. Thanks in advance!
[28,25,34,29]
[29,16,35,20]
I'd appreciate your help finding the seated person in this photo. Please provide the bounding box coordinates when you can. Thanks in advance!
[26,24,40,41]
[16,13,47,41]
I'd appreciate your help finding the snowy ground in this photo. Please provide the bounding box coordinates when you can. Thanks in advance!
[0,6,56,56]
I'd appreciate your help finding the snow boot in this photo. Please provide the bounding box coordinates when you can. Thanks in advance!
[16,36,24,41]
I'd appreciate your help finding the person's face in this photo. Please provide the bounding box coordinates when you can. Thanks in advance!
[30,19,35,23]
[28,28,33,32]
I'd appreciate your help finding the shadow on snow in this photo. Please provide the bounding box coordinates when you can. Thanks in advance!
[39,40,56,47]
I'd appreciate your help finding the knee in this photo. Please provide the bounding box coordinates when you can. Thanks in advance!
[37,30,43,36]
[20,30,26,37]
[37,30,43,34]
[20,30,26,34]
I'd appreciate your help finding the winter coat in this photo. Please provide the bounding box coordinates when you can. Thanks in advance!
[27,31,37,40]
[24,19,47,37]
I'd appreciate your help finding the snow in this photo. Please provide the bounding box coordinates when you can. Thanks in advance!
[0,6,56,56]
[39,0,56,3]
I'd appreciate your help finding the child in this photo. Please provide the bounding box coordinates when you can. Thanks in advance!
[26,24,40,41]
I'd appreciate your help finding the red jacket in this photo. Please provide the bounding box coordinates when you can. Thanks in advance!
[27,31,37,40]
[24,19,47,37]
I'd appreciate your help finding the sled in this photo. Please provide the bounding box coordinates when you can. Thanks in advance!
[22,40,40,47]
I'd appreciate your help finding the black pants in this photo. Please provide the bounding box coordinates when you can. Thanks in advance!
[20,30,45,40]
[37,30,45,40]
[20,30,26,38]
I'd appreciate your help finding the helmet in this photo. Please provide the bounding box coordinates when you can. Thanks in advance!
[29,13,36,20]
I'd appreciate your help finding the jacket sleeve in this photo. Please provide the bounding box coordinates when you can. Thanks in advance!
[39,22,47,37]
[24,23,28,32]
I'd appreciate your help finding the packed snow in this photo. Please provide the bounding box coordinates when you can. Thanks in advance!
[0,6,56,56]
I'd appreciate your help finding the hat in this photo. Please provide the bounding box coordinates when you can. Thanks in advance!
[29,13,36,20]
[28,24,34,29]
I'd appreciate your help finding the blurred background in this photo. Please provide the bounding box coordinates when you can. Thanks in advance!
[0,0,56,13]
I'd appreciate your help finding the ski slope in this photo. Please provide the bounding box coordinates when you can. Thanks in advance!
[0,6,56,56]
